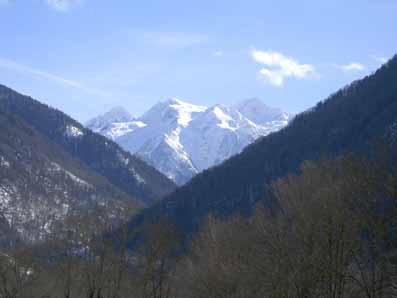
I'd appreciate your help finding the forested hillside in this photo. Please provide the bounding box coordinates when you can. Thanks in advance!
[127,55,397,239]
[0,86,176,205]
[0,110,141,243]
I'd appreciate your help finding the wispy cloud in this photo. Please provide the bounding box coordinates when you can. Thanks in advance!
[251,50,316,87]
[0,58,109,97]
[370,54,388,64]
[336,62,365,72]
[141,31,208,49]
[45,0,82,12]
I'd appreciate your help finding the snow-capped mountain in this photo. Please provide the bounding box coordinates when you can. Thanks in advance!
[86,98,291,185]
[235,98,290,124]
[86,107,147,140]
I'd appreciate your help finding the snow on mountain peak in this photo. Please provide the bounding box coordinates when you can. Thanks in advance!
[86,97,290,185]
[141,98,207,128]
[105,106,133,120]
[209,105,237,131]
[88,106,134,125]
[168,98,207,127]
[85,107,143,140]
[85,106,135,136]
[164,97,185,105]
[235,98,290,124]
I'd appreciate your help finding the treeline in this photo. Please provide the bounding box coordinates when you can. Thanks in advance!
[177,155,397,298]
[1,152,397,297]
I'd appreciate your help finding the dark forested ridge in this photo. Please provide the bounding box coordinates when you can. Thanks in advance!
[0,110,142,243]
[0,86,176,205]
[127,55,397,239]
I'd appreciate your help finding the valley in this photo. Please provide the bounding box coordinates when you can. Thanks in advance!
[0,1,396,296]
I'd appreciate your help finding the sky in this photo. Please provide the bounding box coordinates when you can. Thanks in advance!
[0,0,396,122]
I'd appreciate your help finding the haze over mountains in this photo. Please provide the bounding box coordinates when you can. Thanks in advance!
[87,98,291,185]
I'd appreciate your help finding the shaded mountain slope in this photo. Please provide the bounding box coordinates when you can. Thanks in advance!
[0,110,141,243]
[0,85,176,205]
[126,55,397,240]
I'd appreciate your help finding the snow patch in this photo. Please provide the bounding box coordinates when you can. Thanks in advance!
[212,106,237,131]
[86,106,134,133]
[164,128,192,164]
[49,162,92,188]
[117,151,130,166]
[168,98,207,127]
[106,121,146,140]
[66,125,84,138]
[129,167,145,185]
[0,156,10,168]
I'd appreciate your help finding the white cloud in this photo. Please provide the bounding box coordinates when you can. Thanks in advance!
[258,68,283,87]
[45,0,82,12]
[142,32,208,49]
[0,58,109,97]
[370,54,388,64]
[251,50,315,87]
[338,62,365,72]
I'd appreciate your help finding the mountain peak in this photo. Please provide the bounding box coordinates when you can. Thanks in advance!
[211,103,228,110]
[164,97,185,105]
[85,106,134,131]
[235,98,290,124]
[106,106,133,119]
[238,97,266,106]
[141,98,207,128]
[165,98,207,110]
[87,97,290,185]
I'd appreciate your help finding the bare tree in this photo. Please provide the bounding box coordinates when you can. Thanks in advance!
[136,217,180,298]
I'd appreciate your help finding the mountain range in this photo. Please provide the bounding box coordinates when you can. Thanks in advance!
[1,55,396,247]
[86,98,291,185]
[124,55,397,243]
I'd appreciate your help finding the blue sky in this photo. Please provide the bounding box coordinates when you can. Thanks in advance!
[0,0,396,121]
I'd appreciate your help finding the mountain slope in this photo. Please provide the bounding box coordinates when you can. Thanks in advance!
[0,85,176,206]
[87,98,290,185]
[126,55,397,240]
[235,97,290,124]
[85,106,146,140]
[0,110,141,243]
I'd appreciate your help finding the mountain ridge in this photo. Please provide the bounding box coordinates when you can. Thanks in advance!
[0,85,176,206]
[87,98,291,184]
[0,109,142,243]
[124,55,397,242]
